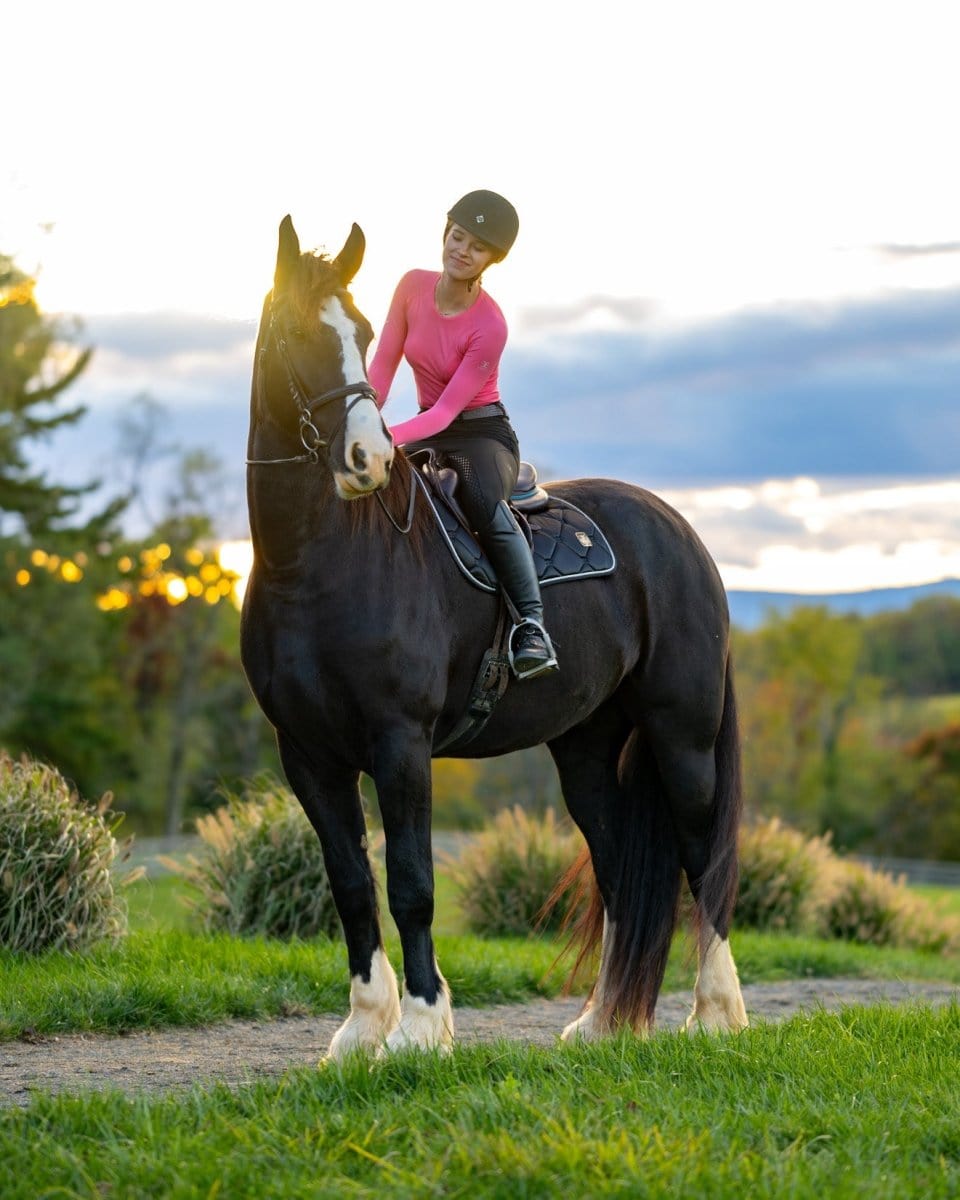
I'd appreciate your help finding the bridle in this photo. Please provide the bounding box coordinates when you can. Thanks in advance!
[246,302,379,467]
[246,298,416,533]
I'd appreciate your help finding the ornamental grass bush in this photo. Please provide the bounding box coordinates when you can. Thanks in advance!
[817,861,960,953]
[0,751,140,955]
[735,817,836,934]
[445,806,584,937]
[816,861,909,947]
[165,780,343,940]
[736,815,959,952]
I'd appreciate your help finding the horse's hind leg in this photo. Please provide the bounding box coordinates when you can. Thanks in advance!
[642,687,748,1034]
[278,736,401,1059]
[548,703,634,1041]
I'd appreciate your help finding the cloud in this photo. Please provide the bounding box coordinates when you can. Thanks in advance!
[660,477,960,593]
[31,283,960,586]
[83,313,256,360]
[502,285,960,486]
[517,295,657,334]
[874,242,960,259]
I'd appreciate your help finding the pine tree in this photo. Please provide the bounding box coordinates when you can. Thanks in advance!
[0,253,121,537]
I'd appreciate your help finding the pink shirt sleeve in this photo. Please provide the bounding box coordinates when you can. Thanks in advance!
[367,275,410,411]
[388,318,507,443]
[367,270,508,445]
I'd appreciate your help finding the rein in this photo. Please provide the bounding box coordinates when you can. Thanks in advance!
[247,300,417,535]
[246,308,378,467]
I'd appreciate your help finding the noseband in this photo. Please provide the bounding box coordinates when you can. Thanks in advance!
[247,305,378,467]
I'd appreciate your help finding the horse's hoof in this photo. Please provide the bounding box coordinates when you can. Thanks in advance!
[683,1004,749,1034]
[561,1007,605,1042]
[382,1023,454,1055]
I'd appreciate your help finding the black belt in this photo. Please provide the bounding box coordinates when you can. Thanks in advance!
[454,402,507,421]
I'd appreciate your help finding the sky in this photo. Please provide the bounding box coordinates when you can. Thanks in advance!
[5,0,960,594]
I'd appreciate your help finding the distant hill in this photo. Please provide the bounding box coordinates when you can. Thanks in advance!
[727,578,960,630]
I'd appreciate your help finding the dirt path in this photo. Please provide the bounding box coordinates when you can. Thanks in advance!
[3,979,957,1108]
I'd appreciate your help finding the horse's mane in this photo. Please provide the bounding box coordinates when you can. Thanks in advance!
[344,450,432,556]
[287,251,343,329]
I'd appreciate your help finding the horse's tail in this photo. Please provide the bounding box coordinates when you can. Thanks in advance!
[694,657,743,943]
[549,657,742,1031]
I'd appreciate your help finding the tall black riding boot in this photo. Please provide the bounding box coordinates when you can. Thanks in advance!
[480,501,559,680]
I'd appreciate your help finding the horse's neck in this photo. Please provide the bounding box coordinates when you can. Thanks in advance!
[247,468,346,573]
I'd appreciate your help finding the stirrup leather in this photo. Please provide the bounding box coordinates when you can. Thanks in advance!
[508,618,559,680]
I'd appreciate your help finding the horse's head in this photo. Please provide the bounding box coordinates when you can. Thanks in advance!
[251,215,394,498]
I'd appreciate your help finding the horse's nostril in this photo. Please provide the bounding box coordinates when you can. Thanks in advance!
[351,444,368,471]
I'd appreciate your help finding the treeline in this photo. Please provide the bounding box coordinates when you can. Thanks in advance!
[733,602,960,861]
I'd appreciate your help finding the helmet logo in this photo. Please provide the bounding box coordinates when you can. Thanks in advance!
[475,215,485,224]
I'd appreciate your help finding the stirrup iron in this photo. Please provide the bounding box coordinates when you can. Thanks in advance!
[508,618,559,681]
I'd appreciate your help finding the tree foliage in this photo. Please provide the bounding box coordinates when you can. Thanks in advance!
[0,255,122,538]
[734,599,960,860]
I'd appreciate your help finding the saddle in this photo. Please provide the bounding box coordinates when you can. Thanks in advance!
[409,451,617,755]
[411,451,616,593]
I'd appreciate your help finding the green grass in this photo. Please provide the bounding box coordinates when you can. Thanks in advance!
[0,872,957,1042]
[2,913,958,1044]
[0,931,568,1042]
[0,1004,957,1198]
[913,885,960,918]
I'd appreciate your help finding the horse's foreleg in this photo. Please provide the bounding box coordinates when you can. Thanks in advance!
[373,739,453,1054]
[277,737,401,1059]
[560,911,620,1043]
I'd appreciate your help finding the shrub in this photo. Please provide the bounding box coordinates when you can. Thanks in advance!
[446,806,583,937]
[817,862,906,946]
[817,860,960,952]
[736,815,959,953]
[736,817,837,933]
[166,780,342,939]
[0,751,139,954]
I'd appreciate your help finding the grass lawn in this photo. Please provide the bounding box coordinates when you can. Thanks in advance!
[0,1005,957,1198]
[2,869,958,1197]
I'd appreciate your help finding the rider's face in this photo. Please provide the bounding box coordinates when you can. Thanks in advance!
[443,224,496,281]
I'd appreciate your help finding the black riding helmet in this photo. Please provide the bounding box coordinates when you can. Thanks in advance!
[446,190,519,259]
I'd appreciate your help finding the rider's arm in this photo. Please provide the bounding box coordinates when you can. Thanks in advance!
[367,273,413,409]
[389,319,506,444]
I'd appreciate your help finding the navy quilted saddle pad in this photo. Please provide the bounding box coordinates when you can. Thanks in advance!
[412,457,616,594]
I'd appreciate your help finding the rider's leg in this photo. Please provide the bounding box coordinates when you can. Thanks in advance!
[478,500,558,679]
[442,441,558,680]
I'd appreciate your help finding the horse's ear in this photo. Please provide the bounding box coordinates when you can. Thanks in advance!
[274,215,301,293]
[333,223,365,287]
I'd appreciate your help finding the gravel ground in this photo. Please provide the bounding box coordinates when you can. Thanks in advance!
[2,978,958,1108]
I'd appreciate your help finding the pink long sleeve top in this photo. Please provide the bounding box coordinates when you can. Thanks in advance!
[367,269,508,444]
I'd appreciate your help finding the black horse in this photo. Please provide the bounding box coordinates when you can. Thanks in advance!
[241,216,748,1058]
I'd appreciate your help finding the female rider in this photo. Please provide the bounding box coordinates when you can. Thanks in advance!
[368,189,558,680]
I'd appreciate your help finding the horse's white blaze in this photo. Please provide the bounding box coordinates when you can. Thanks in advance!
[320,296,393,494]
[383,969,454,1054]
[325,947,402,1060]
[685,924,749,1033]
[561,913,620,1042]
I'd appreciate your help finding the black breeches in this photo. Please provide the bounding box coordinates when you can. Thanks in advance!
[405,417,520,534]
